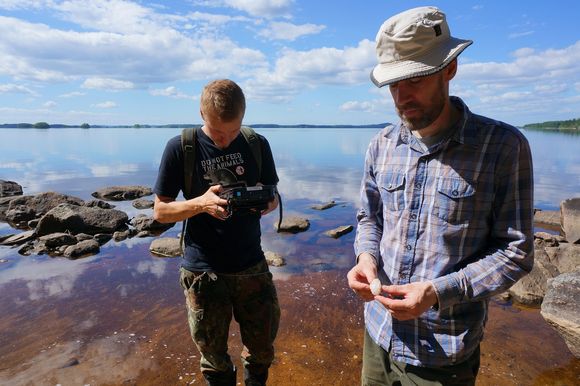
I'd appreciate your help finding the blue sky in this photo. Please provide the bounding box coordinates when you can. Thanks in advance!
[0,0,578,126]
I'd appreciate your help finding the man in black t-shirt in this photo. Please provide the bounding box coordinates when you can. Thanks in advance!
[153,79,280,386]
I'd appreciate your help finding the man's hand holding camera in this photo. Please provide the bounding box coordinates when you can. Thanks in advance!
[201,184,229,220]
[260,193,278,215]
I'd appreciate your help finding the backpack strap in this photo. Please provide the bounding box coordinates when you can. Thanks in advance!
[181,127,196,199]
[240,126,262,180]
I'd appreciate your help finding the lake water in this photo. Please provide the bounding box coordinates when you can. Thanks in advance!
[0,127,579,385]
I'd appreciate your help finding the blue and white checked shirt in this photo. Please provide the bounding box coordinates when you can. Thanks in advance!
[354,97,534,367]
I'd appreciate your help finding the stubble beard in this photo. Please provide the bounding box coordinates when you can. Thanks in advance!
[397,78,446,132]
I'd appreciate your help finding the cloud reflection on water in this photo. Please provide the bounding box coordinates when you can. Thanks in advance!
[0,255,99,301]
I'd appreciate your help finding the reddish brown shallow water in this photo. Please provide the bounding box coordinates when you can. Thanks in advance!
[0,238,577,386]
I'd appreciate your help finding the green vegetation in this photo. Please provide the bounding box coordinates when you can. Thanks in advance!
[33,122,50,129]
[80,123,90,129]
[523,118,579,131]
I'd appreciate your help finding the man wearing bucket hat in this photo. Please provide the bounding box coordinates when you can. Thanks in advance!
[348,6,534,385]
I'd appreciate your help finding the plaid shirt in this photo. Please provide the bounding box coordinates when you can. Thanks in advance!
[354,97,534,367]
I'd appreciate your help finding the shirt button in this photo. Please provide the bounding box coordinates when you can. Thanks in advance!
[415,182,422,189]
[452,190,459,196]
[410,213,417,220]
[406,244,412,250]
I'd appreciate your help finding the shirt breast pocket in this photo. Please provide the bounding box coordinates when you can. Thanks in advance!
[434,176,475,224]
[377,172,406,212]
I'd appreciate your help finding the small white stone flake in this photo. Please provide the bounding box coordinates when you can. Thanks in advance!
[370,278,382,295]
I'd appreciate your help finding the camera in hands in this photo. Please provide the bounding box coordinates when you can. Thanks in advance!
[219,183,277,212]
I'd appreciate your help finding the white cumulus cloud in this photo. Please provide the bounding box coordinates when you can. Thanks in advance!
[258,21,325,41]
[82,78,135,91]
[149,86,197,100]
[59,91,86,98]
[222,0,294,18]
[245,39,375,101]
[0,83,38,96]
[93,101,117,108]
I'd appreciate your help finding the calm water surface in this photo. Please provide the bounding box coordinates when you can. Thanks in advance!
[0,127,578,385]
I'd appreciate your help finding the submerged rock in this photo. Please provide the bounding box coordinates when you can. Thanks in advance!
[63,239,100,259]
[85,199,115,209]
[265,251,285,267]
[0,230,35,246]
[92,185,153,201]
[324,225,353,239]
[149,237,181,257]
[275,216,310,233]
[311,201,337,210]
[132,198,154,209]
[131,214,174,234]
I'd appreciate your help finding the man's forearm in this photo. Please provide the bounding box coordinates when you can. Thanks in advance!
[153,197,205,223]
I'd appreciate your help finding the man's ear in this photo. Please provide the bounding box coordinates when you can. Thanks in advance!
[445,59,458,81]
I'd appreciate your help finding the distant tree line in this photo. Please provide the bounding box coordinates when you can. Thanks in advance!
[0,122,390,129]
[523,118,579,131]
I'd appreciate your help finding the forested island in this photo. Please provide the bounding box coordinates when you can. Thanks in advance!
[523,118,579,131]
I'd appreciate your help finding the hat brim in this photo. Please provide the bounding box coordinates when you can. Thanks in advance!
[370,38,473,87]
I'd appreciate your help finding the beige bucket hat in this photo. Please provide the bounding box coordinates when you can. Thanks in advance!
[371,6,472,87]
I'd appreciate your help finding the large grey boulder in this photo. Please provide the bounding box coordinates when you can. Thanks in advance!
[92,185,153,201]
[509,238,580,305]
[561,198,580,243]
[534,209,561,231]
[0,180,23,197]
[35,203,128,236]
[0,192,84,225]
[545,243,580,273]
[509,245,555,306]
[540,270,580,358]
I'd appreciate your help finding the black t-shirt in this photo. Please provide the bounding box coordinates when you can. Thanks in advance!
[153,128,279,273]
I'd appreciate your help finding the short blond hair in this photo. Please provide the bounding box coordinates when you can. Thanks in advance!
[200,79,246,122]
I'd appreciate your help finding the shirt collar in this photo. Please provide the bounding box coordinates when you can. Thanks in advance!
[383,96,478,149]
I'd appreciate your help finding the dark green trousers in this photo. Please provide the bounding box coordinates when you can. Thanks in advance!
[180,260,280,386]
[361,329,480,386]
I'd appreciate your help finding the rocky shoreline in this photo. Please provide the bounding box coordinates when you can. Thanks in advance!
[0,179,578,359]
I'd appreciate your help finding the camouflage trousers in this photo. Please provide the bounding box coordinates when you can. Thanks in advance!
[179,259,280,386]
